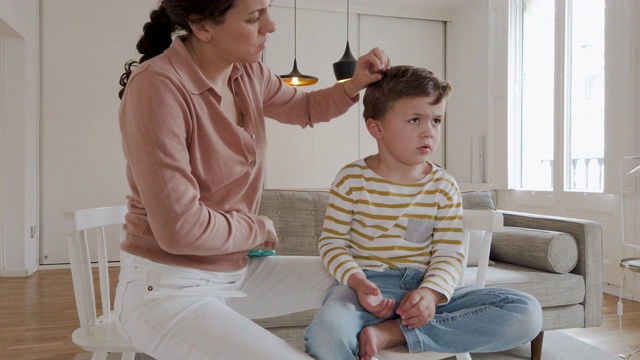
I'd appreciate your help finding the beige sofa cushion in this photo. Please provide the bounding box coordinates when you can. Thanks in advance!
[258,189,329,256]
[491,227,579,274]
[465,262,585,307]
[461,190,497,211]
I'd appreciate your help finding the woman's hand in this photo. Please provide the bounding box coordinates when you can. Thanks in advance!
[343,47,391,99]
[259,215,279,250]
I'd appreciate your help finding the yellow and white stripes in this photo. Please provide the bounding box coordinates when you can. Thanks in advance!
[318,159,464,302]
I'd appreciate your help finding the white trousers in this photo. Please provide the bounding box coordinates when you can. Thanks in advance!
[114,252,334,360]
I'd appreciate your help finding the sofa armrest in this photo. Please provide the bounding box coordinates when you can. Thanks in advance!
[501,210,603,327]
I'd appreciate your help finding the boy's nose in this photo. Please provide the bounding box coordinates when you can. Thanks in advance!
[421,126,433,137]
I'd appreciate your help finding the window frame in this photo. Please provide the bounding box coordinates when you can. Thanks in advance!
[487,0,624,194]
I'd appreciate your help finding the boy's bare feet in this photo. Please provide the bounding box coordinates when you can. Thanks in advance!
[358,320,406,360]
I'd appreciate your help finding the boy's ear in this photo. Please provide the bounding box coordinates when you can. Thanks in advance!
[189,20,214,42]
[365,118,384,140]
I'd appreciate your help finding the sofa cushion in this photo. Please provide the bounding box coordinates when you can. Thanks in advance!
[461,190,497,211]
[491,227,579,274]
[464,262,585,308]
[258,189,329,257]
[257,262,586,331]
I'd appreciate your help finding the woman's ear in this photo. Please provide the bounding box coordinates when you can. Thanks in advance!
[365,118,383,140]
[189,20,214,42]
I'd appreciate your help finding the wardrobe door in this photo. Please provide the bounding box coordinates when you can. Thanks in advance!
[263,6,360,189]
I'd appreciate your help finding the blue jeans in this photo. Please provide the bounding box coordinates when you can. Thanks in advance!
[304,268,542,360]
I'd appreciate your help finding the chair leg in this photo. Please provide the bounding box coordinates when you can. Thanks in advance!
[121,352,136,360]
[530,331,544,360]
[90,352,109,360]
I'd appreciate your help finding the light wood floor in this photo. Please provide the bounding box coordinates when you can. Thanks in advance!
[1,268,639,360]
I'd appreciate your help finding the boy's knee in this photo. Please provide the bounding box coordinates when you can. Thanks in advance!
[305,323,358,360]
[515,292,543,340]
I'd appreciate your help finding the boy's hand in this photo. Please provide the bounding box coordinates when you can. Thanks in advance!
[348,274,396,319]
[258,215,278,250]
[396,287,443,329]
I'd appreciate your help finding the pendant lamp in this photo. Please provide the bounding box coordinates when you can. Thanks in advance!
[333,0,357,82]
[280,0,318,86]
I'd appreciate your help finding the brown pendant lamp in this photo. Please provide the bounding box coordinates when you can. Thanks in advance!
[280,0,318,86]
[333,0,357,82]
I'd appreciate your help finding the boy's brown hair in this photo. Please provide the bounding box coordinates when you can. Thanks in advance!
[362,65,451,121]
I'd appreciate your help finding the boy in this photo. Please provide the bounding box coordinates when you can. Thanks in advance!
[304,66,542,360]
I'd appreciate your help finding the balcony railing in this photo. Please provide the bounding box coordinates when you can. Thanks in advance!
[571,157,604,191]
[538,157,604,191]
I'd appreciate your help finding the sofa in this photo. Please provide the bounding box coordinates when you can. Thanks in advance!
[254,189,603,359]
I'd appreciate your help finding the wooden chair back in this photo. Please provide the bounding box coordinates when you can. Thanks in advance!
[64,205,136,360]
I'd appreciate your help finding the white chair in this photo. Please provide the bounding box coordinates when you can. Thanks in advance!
[64,205,137,360]
[375,209,504,360]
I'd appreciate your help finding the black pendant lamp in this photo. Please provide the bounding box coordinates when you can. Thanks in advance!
[280,0,318,86]
[333,0,357,82]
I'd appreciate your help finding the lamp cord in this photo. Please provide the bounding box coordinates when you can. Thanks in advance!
[294,0,297,58]
[346,0,350,42]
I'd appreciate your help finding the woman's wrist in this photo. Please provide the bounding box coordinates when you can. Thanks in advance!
[342,79,360,99]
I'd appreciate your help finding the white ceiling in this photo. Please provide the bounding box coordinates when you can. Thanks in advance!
[272,0,473,20]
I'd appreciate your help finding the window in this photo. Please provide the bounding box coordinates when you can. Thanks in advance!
[516,0,605,192]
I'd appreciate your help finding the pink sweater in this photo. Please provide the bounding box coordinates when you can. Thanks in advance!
[119,38,357,271]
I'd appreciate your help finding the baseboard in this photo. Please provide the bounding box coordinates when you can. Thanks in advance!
[604,282,634,300]
[1,262,124,277]
[1,262,39,277]
[38,263,72,270]
[0,268,30,277]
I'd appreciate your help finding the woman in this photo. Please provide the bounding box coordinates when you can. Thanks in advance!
[114,0,391,359]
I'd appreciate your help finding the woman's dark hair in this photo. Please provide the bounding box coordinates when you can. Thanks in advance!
[362,65,452,121]
[118,0,237,99]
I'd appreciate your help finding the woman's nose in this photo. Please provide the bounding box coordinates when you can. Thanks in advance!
[262,15,277,34]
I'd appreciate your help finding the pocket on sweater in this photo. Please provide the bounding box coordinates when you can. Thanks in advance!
[405,218,434,244]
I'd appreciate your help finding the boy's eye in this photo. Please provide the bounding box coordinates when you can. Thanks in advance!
[409,117,420,124]
[433,118,442,125]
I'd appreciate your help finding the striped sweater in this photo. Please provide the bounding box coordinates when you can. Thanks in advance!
[318,158,464,302]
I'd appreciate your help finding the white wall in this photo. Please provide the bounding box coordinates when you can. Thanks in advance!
[39,0,155,265]
[445,1,490,183]
[18,0,640,274]
[36,1,477,266]
[0,0,494,271]
[0,0,40,276]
